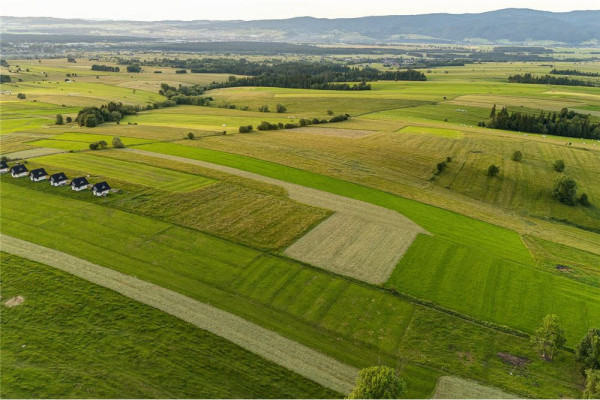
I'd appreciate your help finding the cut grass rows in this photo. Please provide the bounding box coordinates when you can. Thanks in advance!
[0,181,583,398]
[1,252,338,399]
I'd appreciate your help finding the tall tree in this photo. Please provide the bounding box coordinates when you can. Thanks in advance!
[576,328,600,371]
[531,314,566,360]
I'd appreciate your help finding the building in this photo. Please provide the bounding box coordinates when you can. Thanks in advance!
[71,177,89,191]
[92,181,111,196]
[10,164,28,178]
[49,172,68,186]
[0,160,9,173]
[30,168,48,182]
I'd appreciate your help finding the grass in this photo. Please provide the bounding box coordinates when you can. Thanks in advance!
[432,376,517,399]
[132,142,600,344]
[0,181,582,398]
[0,252,339,399]
[32,152,216,192]
[399,125,463,138]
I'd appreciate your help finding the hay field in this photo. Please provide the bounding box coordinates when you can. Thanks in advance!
[1,235,358,395]
[432,376,518,399]
[34,153,215,192]
[124,148,428,283]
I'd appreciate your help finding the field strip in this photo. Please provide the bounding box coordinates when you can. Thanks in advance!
[2,147,66,159]
[123,148,430,284]
[432,376,518,399]
[1,234,358,394]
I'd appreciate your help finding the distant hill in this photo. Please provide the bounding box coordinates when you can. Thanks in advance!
[1,9,599,45]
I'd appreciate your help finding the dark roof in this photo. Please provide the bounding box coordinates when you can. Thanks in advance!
[50,172,68,182]
[71,177,89,187]
[10,164,28,173]
[0,160,8,169]
[30,168,48,178]
[92,181,111,192]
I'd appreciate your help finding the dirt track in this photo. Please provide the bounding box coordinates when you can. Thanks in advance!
[125,148,429,284]
[1,234,358,394]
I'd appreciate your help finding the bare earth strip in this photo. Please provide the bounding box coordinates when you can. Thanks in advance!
[124,148,430,284]
[0,234,358,394]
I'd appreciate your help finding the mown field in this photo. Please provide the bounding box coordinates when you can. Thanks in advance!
[1,56,599,398]
[1,253,337,399]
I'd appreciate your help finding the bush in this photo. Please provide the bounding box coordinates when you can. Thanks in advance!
[553,175,578,206]
[112,136,125,148]
[446,156,452,162]
[487,165,500,177]
[257,121,279,131]
[583,369,600,399]
[55,114,64,125]
[579,193,591,207]
[511,150,523,162]
[327,109,334,115]
[126,65,141,73]
[66,116,72,123]
[284,123,299,129]
[175,69,187,74]
[17,93,26,99]
[258,105,269,112]
[187,132,195,140]
[348,366,406,399]
[554,159,565,172]
[238,125,253,133]
[276,103,287,113]
[436,162,447,175]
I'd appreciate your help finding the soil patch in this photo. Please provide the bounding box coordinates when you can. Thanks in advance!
[497,352,530,368]
[4,295,25,307]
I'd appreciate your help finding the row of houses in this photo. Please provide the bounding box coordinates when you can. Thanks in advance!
[1,160,111,196]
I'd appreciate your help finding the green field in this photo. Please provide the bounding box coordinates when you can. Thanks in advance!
[1,253,337,399]
[1,55,599,399]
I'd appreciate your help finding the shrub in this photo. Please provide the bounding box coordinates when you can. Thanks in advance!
[327,109,334,115]
[446,156,452,162]
[126,65,141,73]
[55,114,64,125]
[436,162,447,175]
[553,176,578,206]
[511,150,523,162]
[112,136,125,148]
[487,164,500,177]
[17,93,26,99]
[257,121,279,131]
[348,366,406,399]
[284,123,299,129]
[66,116,72,123]
[258,105,269,112]
[187,132,195,140]
[97,140,108,150]
[554,159,565,172]
[579,193,591,207]
[175,69,187,74]
[276,103,287,113]
[583,369,600,399]
[238,125,253,133]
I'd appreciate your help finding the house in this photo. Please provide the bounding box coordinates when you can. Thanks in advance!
[49,172,68,186]
[0,160,9,173]
[92,181,111,196]
[71,177,89,191]
[10,164,28,178]
[30,168,48,182]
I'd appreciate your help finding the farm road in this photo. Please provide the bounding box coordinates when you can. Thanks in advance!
[1,234,358,394]
[125,148,430,284]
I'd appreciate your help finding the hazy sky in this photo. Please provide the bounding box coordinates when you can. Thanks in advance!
[1,0,598,20]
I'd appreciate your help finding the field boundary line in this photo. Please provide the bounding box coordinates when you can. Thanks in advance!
[1,234,358,394]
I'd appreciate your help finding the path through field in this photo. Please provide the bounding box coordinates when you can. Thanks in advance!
[124,148,430,284]
[1,234,358,394]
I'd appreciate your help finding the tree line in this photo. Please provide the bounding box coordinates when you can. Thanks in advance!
[550,69,599,77]
[76,102,140,127]
[508,73,595,87]
[479,106,600,140]
[91,64,120,72]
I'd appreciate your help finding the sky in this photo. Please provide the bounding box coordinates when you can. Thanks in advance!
[1,0,598,20]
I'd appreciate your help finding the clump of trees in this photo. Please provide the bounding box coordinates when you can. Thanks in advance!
[76,102,139,127]
[91,65,120,72]
[508,73,595,87]
[552,176,589,206]
[479,106,600,140]
[238,125,253,133]
[158,83,210,106]
[126,65,142,73]
[112,136,125,148]
[276,103,287,113]
[55,114,64,125]
[553,159,565,172]
[348,366,406,399]
[0,74,11,83]
[17,93,26,99]
[576,328,600,398]
[89,140,108,150]
[258,105,269,113]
